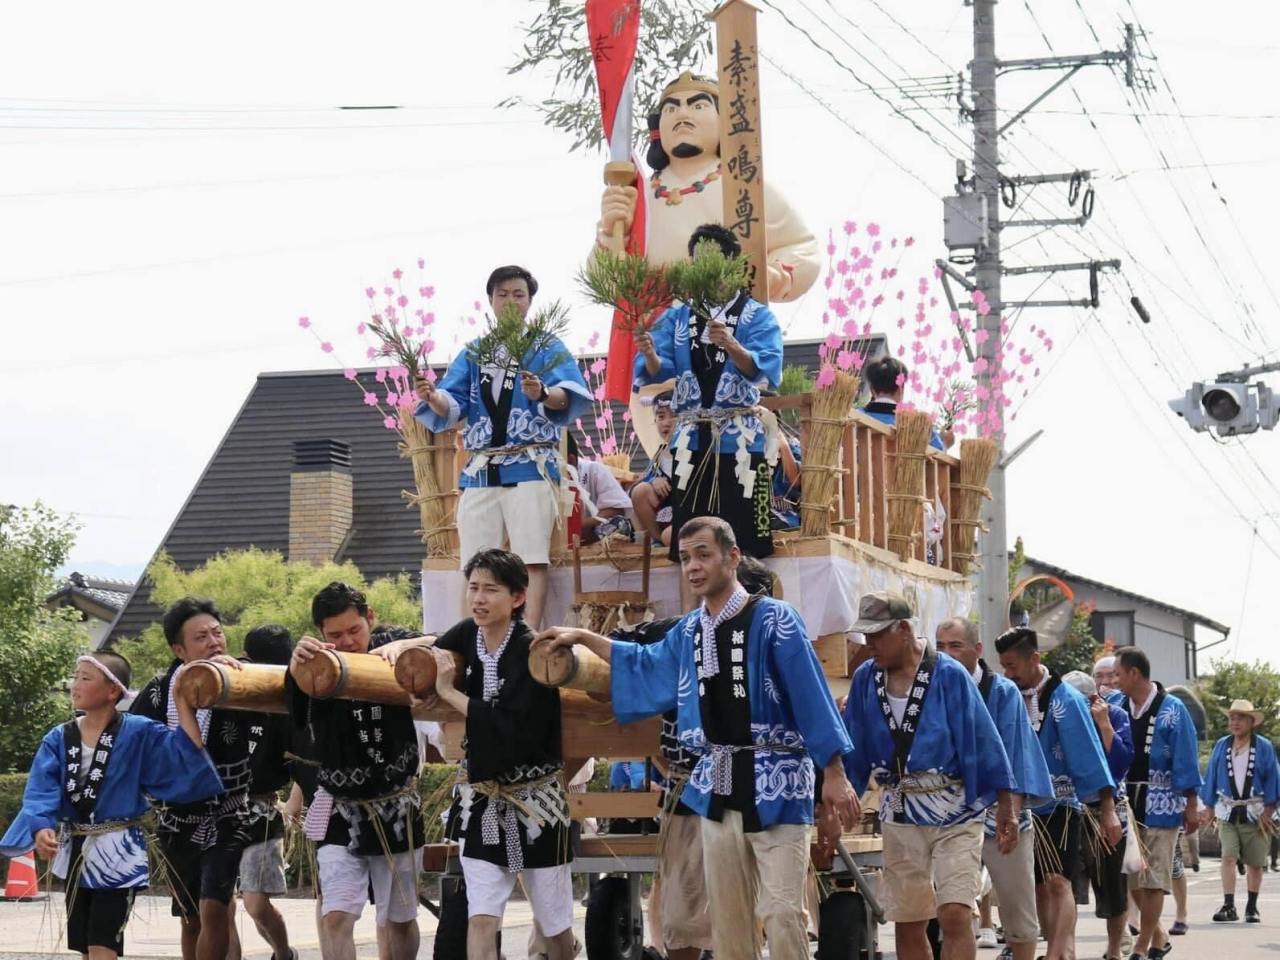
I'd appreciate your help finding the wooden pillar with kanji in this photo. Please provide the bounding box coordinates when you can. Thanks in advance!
[712,0,768,304]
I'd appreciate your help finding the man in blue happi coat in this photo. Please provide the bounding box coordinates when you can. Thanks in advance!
[997,628,1121,960]
[633,224,785,574]
[1114,648,1202,958]
[936,617,1054,960]
[537,516,859,960]
[1063,670,1136,960]
[415,264,592,627]
[1199,698,1280,923]
[843,594,1018,960]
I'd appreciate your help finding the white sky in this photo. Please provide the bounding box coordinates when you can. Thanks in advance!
[3,0,1278,668]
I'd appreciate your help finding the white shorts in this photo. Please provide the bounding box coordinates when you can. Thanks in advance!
[459,850,574,938]
[316,844,422,927]
[457,482,559,567]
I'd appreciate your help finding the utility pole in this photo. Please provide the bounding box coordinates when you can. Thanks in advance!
[971,0,1007,646]
[946,4,1139,646]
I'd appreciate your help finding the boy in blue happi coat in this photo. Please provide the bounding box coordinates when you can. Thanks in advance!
[414,264,592,627]
[1199,698,1280,923]
[843,593,1018,960]
[997,628,1122,960]
[1,651,222,960]
[935,617,1054,960]
[537,516,860,960]
[1114,647,1202,955]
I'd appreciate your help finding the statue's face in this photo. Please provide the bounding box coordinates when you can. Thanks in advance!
[658,90,719,161]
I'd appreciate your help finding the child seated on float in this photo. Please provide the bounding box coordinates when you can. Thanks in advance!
[630,390,677,547]
[770,432,804,530]
[0,652,223,960]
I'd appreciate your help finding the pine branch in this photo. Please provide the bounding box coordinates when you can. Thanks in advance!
[577,251,673,333]
[467,301,573,379]
[665,239,752,321]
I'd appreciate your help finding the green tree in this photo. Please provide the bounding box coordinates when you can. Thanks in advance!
[1196,657,1280,745]
[0,503,87,772]
[115,548,424,685]
[1008,536,1029,617]
[501,0,715,153]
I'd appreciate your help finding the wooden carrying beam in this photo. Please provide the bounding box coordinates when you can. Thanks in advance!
[174,661,288,715]
[392,642,462,699]
[290,650,412,706]
[528,643,612,696]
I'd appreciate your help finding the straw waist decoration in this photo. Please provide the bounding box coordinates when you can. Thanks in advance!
[463,442,564,526]
[456,771,569,873]
[672,405,781,499]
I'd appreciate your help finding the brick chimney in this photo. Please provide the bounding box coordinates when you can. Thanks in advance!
[289,439,353,564]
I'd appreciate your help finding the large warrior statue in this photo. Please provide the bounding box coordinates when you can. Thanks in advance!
[594,70,821,400]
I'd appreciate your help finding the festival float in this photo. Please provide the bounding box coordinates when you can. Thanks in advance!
[187,2,1048,957]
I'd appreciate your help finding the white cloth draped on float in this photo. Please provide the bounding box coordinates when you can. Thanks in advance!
[420,545,971,641]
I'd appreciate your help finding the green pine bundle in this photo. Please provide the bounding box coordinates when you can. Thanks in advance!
[576,250,673,333]
[467,301,572,378]
[665,239,752,321]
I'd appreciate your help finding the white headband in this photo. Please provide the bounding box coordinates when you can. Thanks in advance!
[78,655,129,696]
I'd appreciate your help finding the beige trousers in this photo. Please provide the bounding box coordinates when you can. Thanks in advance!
[701,810,811,960]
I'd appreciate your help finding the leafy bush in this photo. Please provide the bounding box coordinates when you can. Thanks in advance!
[115,548,423,686]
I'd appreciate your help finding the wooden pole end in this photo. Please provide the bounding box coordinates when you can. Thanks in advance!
[291,649,345,699]
[394,645,438,698]
[175,661,226,709]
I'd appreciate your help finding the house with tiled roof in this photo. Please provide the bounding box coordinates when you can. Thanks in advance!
[47,572,135,650]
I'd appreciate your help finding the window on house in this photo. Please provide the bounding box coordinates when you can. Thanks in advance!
[1089,611,1135,647]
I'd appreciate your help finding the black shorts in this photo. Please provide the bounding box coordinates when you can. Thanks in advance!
[668,450,774,561]
[159,826,249,918]
[1033,806,1081,886]
[65,886,136,955]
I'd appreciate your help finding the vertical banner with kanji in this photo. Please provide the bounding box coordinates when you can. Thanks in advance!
[712,0,768,304]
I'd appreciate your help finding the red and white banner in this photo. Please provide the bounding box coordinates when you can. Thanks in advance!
[586,0,649,403]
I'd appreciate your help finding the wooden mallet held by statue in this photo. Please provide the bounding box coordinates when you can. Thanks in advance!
[604,160,639,253]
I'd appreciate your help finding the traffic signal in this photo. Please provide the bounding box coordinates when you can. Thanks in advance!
[1169,380,1280,436]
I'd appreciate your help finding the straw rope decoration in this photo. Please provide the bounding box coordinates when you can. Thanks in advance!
[885,409,933,562]
[399,417,458,558]
[799,370,861,537]
[950,438,999,572]
[570,599,654,636]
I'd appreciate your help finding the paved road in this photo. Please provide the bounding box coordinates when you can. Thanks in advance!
[5,862,1280,958]
[1030,597,1075,647]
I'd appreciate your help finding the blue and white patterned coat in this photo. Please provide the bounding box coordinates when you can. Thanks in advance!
[1034,681,1115,816]
[416,337,591,488]
[1130,692,1202,827]
[611,598,852,827]
[0,714,222,888]
[632,299,783,457]
[1200,734,1280,825]
[842,652,1017,827]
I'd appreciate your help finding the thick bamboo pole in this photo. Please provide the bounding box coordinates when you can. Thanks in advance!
[175,661,288,715]
[528,643,612,697]
[289,650,412,707]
